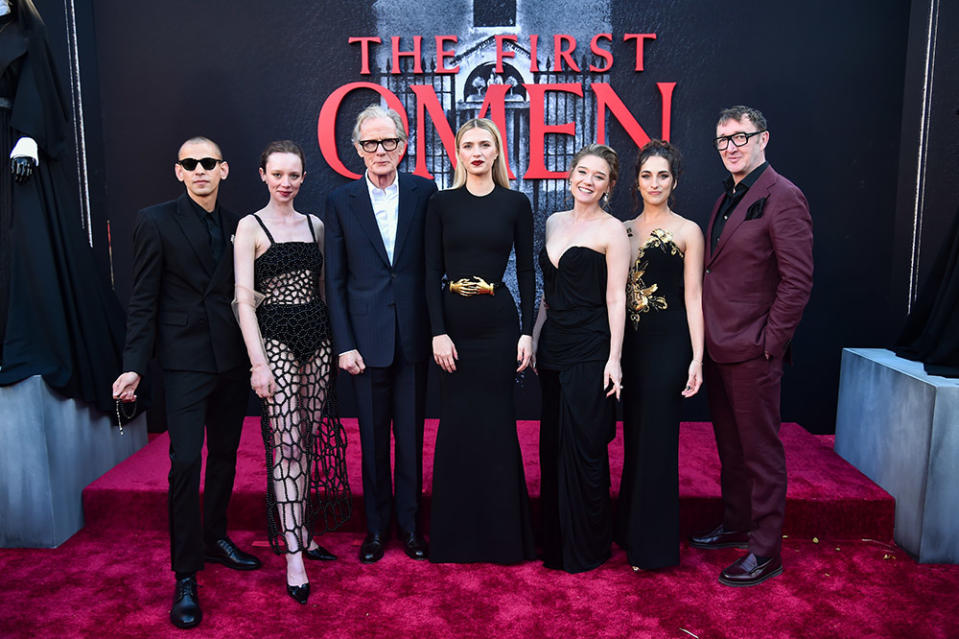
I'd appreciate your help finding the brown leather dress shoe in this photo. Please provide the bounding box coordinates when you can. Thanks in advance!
[718,552,783,587]
[689,524,749,549]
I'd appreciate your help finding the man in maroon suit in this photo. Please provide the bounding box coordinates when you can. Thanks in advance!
[691,106,813,587]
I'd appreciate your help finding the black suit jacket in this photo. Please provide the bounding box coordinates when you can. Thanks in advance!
[324,173,437,368]
[122,193,247,375]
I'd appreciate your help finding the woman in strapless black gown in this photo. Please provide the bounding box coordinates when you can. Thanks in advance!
[616,140,704,571]
[426,119,536,564]
[234,141,350,604]
[533,144,630,573]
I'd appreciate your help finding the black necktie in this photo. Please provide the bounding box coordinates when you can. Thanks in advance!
[204,212,223,264]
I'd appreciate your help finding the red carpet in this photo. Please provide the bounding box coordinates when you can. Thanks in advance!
[81,418,894,540]
[2,419,958,638]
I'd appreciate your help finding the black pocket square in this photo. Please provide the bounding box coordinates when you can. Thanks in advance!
[745,197,767,221]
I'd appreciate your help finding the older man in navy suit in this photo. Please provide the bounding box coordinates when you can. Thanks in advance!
[691,106,813,587]
[324,105,437,563]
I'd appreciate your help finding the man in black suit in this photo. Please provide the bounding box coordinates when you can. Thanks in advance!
[113,137,260,629]
[325,105,437,563]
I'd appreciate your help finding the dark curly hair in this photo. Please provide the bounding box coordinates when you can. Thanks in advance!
[632,139,683,211]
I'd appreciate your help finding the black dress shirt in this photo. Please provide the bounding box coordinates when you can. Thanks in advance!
[188,197,224,263]
[711,161,769,251]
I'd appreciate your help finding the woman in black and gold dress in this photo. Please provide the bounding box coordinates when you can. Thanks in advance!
[426,118,536,564]
[533,144,630,573]
[234,141,350,603]
[616,140,704,571]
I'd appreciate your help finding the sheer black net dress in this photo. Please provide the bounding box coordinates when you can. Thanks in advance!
[537,245,616,573]
[615,228,690,570]
[251,214,351,557]
[425,185,536,564]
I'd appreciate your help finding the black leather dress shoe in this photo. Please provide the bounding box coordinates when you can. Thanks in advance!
[204,537,262,571]
[689,524,749,550]
[170,576,201,629]
[398,529,428,560]
[359,532,385,563]
[718,552,783,587]
[304,543,337,561]
[286,582,310,605]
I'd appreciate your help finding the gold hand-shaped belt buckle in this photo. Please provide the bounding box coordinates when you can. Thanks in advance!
[450,276,495,297]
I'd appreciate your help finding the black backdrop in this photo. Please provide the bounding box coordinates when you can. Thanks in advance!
[34,0,958,433]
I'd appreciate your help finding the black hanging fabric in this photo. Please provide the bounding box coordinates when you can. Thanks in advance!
[0,12,130,421]
[894,207,959,378]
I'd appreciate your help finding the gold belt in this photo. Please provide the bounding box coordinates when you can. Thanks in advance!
[447,276,502,297]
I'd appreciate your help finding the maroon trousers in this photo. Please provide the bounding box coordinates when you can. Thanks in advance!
[704,355,786,558]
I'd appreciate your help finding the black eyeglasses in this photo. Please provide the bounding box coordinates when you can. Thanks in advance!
[357,138,401,153]
[176,157,223,171]
[713,130,766,151]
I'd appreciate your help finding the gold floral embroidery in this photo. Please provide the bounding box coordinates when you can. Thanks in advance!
[626,229,684,329]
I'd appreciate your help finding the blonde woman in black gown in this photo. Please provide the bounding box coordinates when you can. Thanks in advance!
[616,140,704,571]
[533,144,630,573]
[234,141,350,603]
[426,118,536,563]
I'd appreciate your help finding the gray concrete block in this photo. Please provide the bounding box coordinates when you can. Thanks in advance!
[835,348,959,563]
[0,375,147,547]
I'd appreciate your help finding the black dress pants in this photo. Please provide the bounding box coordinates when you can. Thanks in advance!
[351,331,427,536]
[163,367,249,574]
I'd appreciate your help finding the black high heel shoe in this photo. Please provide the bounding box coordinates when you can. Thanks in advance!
[286,582,310,605]
[304,544,337,561]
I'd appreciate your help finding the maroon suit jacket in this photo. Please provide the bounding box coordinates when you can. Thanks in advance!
[703,165,813,364]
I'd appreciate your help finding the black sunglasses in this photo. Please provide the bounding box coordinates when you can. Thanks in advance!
[176,157,223,171]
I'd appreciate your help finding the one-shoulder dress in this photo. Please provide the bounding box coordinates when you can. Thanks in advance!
[537,245,615,573]
[425,185,536,564]
[615,228,690,569]
[251,213,351,554]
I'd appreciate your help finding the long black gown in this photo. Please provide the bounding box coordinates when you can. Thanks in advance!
[538,245,615,573]
[425,185,536,564]
[251,214,350,554]
[616,228,690,570]
[894,207,959,377]
[0,15,126,419]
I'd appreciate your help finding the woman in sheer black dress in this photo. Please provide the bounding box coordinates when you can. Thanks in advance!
[234,141,349,603]
[426,118,536,564]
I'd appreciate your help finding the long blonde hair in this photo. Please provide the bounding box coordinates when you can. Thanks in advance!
[449,118,510,190]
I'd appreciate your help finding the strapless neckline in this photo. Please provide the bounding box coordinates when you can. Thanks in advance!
[542,245,604,271]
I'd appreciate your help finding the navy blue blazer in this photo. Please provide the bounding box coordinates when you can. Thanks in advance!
[323,172,437,368]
